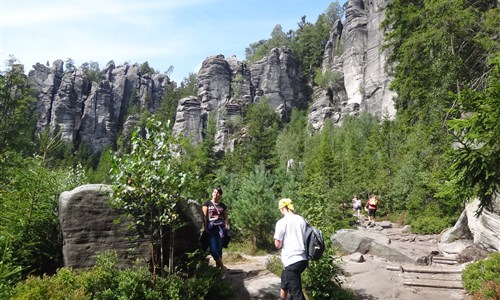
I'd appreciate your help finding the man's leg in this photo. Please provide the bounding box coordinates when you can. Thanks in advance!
[280,271,289,300]
[286,261,308,300]
[279,288,287,300]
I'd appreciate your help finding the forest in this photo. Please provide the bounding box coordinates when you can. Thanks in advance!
[0,0,498,299]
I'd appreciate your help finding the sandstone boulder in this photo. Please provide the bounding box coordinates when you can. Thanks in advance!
[331,229,414,263]
[59,184,202,269]
[440,193,500,252]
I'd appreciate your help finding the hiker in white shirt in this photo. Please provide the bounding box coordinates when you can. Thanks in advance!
[274,198,308,300]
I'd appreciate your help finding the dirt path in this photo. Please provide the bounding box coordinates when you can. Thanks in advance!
[222,253,281,299]
[221,223,472,300]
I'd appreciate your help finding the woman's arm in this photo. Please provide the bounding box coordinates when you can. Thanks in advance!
[223,210,230,229]
[202,205,208,231]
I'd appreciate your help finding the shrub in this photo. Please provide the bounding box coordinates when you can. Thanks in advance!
[409,214,452,234]
[10,251,234,300]
[462,252,500,299]
[302,247,355,300]
[265,255,283,277]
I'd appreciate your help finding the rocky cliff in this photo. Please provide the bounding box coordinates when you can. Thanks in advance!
[309,0,396,131]
[28,61,169,153]
[26,0,396,153]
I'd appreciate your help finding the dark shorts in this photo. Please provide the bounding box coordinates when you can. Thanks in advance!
[281,260,308,300]
[368,208,376,217]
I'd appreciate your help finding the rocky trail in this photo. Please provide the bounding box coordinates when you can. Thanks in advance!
[219,219,473,300]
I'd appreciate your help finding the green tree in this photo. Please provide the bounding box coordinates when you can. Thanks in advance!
[274,108,307,167]
[110,117,190,277]
[181,115,218,201]
[290,13,331,79]
[80,61,101,82]
[231,162,278,251]
[140,61,156,74]
[241,99,280,172]
[64,58,76,73]
[0,59,36,154]
[0,151,86,279]
[445,55,500,213]
[383,0,498,125]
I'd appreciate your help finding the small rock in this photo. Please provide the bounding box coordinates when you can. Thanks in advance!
[349,252,365,262]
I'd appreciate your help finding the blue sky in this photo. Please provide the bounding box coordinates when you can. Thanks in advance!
[1,0,341,83]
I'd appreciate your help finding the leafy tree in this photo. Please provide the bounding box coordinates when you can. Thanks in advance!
[245,39,269,62]
[231,162,278,251]
[181,115,218,201]
[290,13,332,79]
[324,1,344,26]
[64,58,76,73]
[240,99,280,172]
[0,151,87,279]
[314,68,343,92]
[178,73,198,98]
[88,146,114,184]
[0,236,21,299]
[0,59,36,154]
[110,117,190,277]
[274,108,307,167]
[140,61,155,74]
[445,54,500,213]
[245,25,293,62]
[383,0,498,125]
[80,61,101,82]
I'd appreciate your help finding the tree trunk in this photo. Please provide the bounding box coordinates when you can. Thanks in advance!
[169,228,175,274]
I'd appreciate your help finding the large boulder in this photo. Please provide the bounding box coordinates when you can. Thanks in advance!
[440,194,500,252]
[331,229,414,263]
[59,184,202,269]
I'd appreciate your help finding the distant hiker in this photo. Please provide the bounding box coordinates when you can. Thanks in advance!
[274,198,308,300]
[366,195,379,225]
[352,195,362,218]
[202,187,229,272]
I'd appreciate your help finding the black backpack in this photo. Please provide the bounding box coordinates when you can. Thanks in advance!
[304,223,325,260]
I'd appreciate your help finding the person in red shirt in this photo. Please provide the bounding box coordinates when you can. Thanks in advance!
[366,195,379,225]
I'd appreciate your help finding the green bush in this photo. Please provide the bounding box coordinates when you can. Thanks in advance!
[409,214,452,234]
[462,252,500,299]
[10,251,234,300]
[302,247,355,300]
[265,255,283,277]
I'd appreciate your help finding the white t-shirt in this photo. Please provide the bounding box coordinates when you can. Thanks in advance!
[273,213,307,267]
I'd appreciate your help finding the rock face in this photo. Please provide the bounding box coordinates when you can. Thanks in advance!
[186,50,309,153]
[28,61,169,153]
[59,184,202,269]
[26,0,397,153]
[172,96,204,144]
[309,0,397,130]
[440,194,500,252]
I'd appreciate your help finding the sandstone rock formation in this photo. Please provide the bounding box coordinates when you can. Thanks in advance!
[59,184,202,269]
[440,193,500,253]
[309,0,397,131]
[187,49,309,153]
[26,0,398,153]
[28,61,169,153]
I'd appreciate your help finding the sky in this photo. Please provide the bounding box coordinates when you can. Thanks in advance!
[1,0,341,83]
